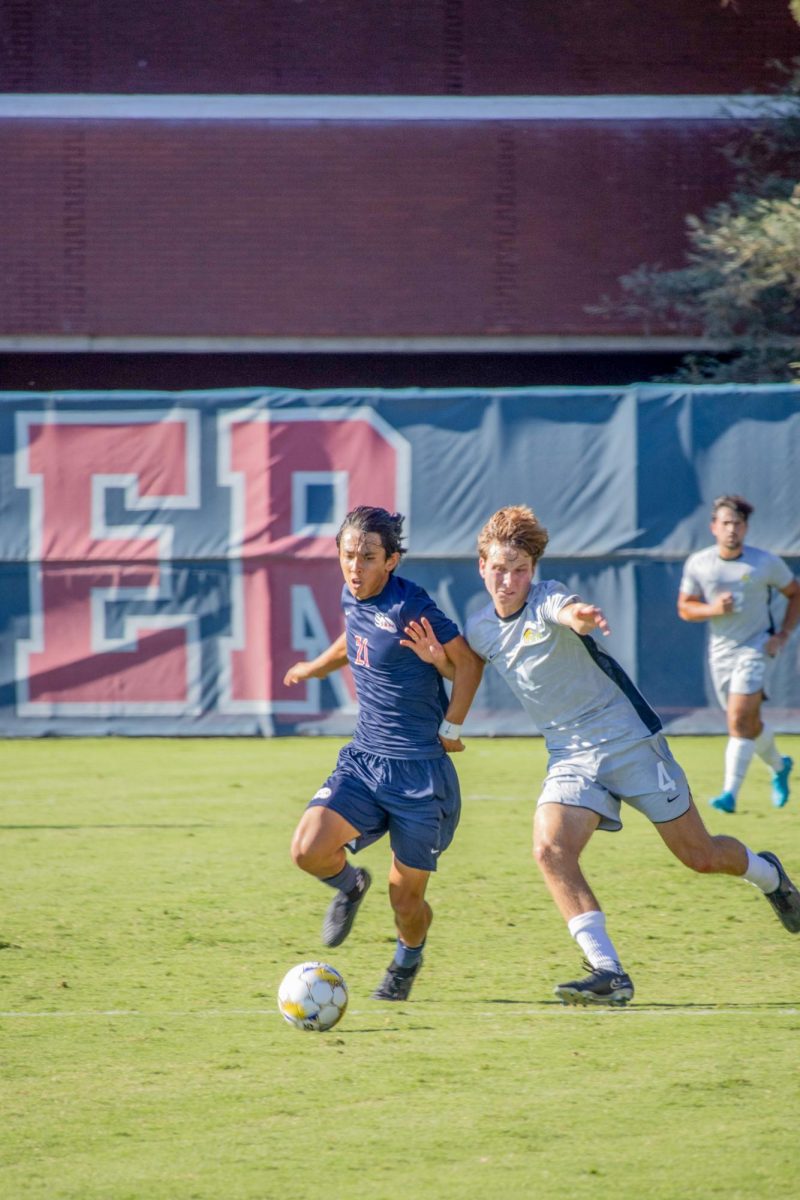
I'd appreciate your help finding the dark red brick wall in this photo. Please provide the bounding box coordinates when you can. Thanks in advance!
[1,0,797,95]
[0,118,738,339]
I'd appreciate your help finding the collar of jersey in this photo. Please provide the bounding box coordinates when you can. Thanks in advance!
[495,602,528,623]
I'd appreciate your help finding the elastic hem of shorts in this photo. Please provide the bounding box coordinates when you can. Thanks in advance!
[651,806,691,826]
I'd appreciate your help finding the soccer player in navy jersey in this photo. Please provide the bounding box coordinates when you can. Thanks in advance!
[284,506,483,1001]
[404,505,800,1006]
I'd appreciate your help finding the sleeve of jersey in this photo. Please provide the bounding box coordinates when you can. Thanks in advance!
[402,592,460,645]
[538,580,579,625]
[678,555,700,595]
[769,555,796,589]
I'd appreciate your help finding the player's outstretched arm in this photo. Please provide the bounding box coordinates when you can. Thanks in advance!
[283,632,348,686]
[558,601,611,637]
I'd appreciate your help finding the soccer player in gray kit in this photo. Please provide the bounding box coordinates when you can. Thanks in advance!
[404,505,800,1006]
[679,494,800,814]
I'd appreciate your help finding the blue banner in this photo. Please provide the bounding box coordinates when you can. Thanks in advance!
[0,385,797,735]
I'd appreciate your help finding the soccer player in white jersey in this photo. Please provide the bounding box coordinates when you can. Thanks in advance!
[403,505,800,1006]
[678,495,800,814]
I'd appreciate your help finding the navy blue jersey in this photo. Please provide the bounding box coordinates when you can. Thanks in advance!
[342,574,460,759]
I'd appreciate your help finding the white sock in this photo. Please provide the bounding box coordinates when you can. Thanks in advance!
[567,910,622,972]
[723,737,756,797]
[753,725,784,774]
[742,848,780,894]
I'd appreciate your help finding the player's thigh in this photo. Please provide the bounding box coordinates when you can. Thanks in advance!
[534,795,602,858]
[538,765,622,833]
[291,803,361,859]
[654,796,732,872]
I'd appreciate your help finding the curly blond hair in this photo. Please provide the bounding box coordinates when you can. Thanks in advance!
[477,506,549,565]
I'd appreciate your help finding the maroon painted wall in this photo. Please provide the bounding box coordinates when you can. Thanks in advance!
[1,117,738,340]
[1,0,797,95]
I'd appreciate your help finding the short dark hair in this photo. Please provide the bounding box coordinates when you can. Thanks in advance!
[336,506,407,561]
[711,494,753,521]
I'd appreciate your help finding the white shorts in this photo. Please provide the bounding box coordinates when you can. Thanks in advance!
[538,733,692,833]
[710,647,772,708]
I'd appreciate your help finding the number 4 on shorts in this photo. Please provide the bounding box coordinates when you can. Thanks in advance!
[657,761,677,792]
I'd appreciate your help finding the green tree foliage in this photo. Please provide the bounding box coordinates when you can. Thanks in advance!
[591,64,800,382]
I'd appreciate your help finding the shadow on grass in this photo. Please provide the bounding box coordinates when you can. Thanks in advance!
[481,998,798,1010]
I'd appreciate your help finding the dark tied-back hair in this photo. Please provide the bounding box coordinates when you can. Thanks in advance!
[336,506,407,561]
[712,494,753,521]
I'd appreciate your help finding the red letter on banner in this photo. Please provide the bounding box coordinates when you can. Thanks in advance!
[218,409,409,719]
[16,412,200,714]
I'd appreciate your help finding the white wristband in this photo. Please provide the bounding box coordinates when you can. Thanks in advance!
[439,719,463,740]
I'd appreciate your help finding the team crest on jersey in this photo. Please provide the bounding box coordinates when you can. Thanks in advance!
[374,612,397,632]
[521,621,547,645]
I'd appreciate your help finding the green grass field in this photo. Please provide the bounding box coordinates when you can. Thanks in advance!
[3,735,800,1200]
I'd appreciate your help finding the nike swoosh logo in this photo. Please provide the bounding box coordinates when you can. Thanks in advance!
[666,795,679,803]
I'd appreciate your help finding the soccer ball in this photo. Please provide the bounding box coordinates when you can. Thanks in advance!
[277,961,348,1032]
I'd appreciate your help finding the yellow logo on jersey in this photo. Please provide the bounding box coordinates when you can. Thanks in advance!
[522,623,547,645]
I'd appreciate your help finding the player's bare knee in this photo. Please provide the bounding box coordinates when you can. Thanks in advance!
[290,833,322,873]
[534,836,572,877]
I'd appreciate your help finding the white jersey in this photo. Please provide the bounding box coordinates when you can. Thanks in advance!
[465,580,662,754]
[679,544,793,661]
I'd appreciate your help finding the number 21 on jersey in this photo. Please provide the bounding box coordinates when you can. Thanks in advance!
[354,634,370,667]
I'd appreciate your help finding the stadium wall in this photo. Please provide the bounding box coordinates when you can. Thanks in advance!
[2,0,797,95]
[1,384,797,737]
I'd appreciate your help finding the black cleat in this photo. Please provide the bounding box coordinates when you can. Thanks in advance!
[321,867,371,947]
[759,851,800,934]
[554,962,634,1007]
[372,958,423,1001]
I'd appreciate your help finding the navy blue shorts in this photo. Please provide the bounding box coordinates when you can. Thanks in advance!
[308,743,462,872]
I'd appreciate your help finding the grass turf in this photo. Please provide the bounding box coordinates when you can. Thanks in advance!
[2,735,799,1199]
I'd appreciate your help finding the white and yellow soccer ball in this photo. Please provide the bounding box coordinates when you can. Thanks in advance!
[277,961,348,1032]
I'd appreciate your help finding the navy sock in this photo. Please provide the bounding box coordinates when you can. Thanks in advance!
[321,862,360,895]
[393,937,425,969]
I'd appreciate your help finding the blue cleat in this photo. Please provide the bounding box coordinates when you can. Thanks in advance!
[771,756,793,809]
[710,791,736,814]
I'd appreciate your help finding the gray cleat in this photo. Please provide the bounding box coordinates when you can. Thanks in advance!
[372,957,423,1001]
[759,851,800,933]
[321,867,371,947]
